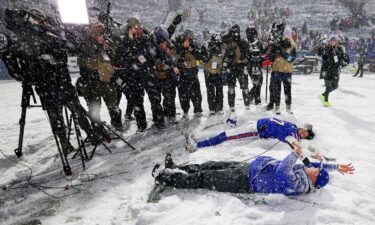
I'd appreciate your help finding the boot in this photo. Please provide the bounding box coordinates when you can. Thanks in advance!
[165,153,177,169]
[286,104,293,114]
[265,102,274,111]
[275,105,281,115]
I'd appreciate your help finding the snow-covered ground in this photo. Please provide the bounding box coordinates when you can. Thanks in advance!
[1,71,375,225]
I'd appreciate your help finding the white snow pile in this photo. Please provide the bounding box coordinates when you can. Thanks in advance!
[1,71,375,225]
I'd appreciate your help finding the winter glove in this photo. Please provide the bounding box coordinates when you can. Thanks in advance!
[173,14,183,26]
[226,118,237,128]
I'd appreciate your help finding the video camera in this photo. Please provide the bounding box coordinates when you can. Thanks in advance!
[3,8,78,61]
[267,22,292,53]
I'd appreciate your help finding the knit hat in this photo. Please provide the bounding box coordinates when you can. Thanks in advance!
[154,26,172,47]
[127,16,141,27]
[315,169,329,189]
[329,34,337,41]
[183,28,194,39]
[305,124,315,140]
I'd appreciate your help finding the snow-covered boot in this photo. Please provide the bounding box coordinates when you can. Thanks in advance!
[286,104,293,114]
[275,105,281,115]
[165,153,177,169]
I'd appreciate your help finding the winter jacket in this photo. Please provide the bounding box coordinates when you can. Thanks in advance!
[270,36,297,74]
[248,152,338,195]
[173,36,203,71]
[358,48,368,66]
[114,30,158,78]
[247,37,264,70]
[202,42,226,75]
[318,44,349,80]
[77,32,114,83]
[223,39,249,67]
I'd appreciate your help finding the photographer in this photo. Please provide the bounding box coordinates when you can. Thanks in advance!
[173,28,203,118]
[154,26,180,124]
[202,34,225,115]
[222,24,250,112]
[114,17,165,132]
[317,35,349,107]
[76,18,123,132]
[2,8,106,152]
[246,27,264,106]
[266,23,297,114]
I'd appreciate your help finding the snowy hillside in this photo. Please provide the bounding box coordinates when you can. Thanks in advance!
[1,71,375,225]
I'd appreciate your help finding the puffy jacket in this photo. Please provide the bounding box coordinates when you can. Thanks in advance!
[270,36,297,74]
[318,44,349,80]
[248,152,337,195]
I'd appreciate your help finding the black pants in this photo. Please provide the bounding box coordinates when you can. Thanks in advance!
[249,72,263,105]
[157,161,251,193]
[160,77,177,119]
[227,65,250,108]
[178,69,202,114]
[323,78,339,102]
[269,72,292,106]
[205,73,223,112]
[128,74,164,129]
[78,69,122,128]
[354,64,364,77]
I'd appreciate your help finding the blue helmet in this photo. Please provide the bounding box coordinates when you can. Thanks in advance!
[315,169,329,189]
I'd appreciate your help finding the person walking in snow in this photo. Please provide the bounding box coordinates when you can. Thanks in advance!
[317,34,349,107]
[185,118,314,154]
[152,151,354,195]
[353,44,368,78]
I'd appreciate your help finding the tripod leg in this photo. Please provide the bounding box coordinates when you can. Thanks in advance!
[15,85,31,158]
[72,112,88,169]
[64,107,74,143]
[89,144,99,160]
[104,124,138,151]
[45,109,72,176]
[102,143,112,153]
[52,132,72,176]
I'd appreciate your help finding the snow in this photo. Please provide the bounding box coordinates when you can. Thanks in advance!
[1,70,375,225]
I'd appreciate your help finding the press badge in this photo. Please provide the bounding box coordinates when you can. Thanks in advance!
[334,55,338,63]
[102,52,110,62]
[138,55,147,64]
[211,62,218,69]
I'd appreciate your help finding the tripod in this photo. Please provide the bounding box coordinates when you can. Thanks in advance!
[14,84,88,175]
[72,121,138,160]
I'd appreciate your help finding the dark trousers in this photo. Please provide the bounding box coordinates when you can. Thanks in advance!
[178,69,202,114]
[116,87,134,117]
[160,78,177,119]
[227,65,250,107]
[157,161,251,193]
[354,64,364,77]
[323,78,339,102]
[249,73,263,105]
[129,74,164,129]
[205,73,223,112]
[269,72,292,106]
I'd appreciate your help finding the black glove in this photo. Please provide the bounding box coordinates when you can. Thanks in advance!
[173,14,183,26]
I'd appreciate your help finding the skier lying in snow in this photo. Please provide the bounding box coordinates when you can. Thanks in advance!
[152,149,354,196]
[186,118,315,153]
